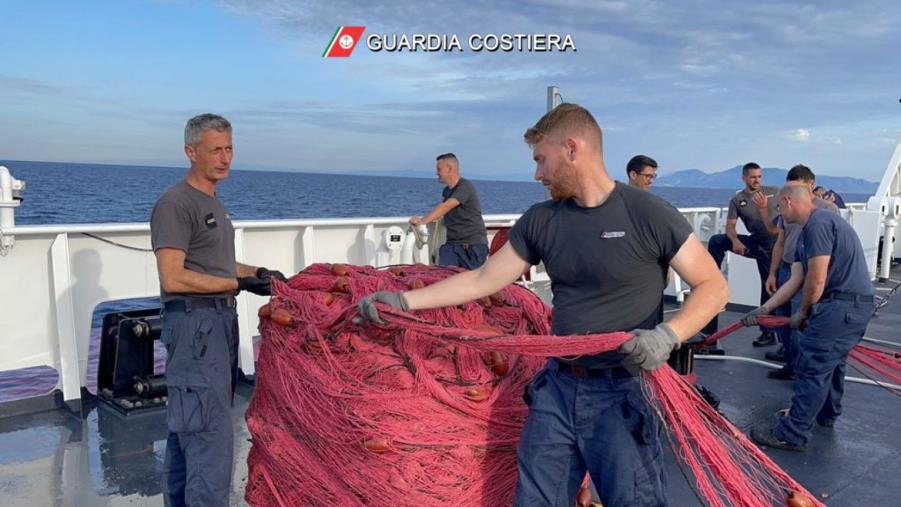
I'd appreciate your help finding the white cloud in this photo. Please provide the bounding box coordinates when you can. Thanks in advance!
[788,128,811,142]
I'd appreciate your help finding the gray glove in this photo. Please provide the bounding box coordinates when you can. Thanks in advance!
[619,323,681,371]
[741,306,769,327]
[790,311,807,330]
[356,291,409,324]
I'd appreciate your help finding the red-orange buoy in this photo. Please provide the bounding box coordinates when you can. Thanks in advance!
[478,296,493,308]
[364,438,390,454]
[463,388,489,401]
[410,279,426,290]
[323,292,335,306]
[257,303,271,320]
[330,263,349,276]
[270,308,294,327]
[575,487,593,507]
[786,490,814,507]
[333,277,350,293]
[489,351,509,376]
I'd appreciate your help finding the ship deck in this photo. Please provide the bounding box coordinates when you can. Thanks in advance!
[1,267,899,506]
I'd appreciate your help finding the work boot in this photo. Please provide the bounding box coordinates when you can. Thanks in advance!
[750,427,806,452]
[752,331,777,347]
[764,346,785,362]
[767,368,796,380]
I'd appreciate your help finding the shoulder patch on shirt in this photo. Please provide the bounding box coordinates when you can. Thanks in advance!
[600,231,625,239]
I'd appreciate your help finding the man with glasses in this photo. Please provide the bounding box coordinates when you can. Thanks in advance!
[626,155,658,190]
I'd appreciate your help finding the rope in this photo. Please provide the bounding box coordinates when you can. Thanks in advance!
[81,232,152,252]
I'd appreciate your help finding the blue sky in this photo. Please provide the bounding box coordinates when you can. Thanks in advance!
[1,0,899,181]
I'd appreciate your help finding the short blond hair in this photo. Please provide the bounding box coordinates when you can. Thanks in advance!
[523,103,603,150]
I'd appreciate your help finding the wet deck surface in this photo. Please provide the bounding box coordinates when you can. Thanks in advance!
[2,271,900,506]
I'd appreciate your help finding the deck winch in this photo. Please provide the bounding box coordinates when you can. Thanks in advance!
[97,308,167,415]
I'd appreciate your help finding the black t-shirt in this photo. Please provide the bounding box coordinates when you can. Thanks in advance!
[508,182,692,366]
[442,178,488,245]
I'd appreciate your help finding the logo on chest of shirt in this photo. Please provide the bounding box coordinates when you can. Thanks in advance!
[738,199,748,207]
[205,213,218,229]
[600,231,625,239]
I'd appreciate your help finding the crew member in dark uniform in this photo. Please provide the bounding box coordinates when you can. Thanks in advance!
[151,113,283,506]
[743,183,874,451]
[359,104,728,505]
[409,153,489,269]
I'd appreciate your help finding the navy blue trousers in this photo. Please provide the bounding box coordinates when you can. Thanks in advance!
[438,243,488,270]
[708,233,775,331]
[773,261,800,368]
[774,298,874,445]
[514,360,666,506]
[161,302,239,507]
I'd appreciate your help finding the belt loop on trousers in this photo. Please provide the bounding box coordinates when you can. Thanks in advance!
[215,298,223,314]
[184,299,193,314]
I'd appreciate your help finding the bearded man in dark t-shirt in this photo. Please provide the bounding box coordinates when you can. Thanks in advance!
[358,104,728,506]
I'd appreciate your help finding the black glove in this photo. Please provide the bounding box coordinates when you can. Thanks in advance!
[256,267,287,282]
[619,323,681,371]
[356,291,409,324]
[741,306,770,327]
[237,276,271,296]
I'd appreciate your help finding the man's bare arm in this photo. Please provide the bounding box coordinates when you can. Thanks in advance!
[799,255,829,314]
[667,234,729,342]
[156,248,239,294]
[410,199,460,225]
[404,243,529,310]
[236,262,259,277]
[762,262,803,311]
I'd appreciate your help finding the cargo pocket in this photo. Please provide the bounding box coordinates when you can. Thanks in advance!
[191,319,214,360]
[167,385,210,433]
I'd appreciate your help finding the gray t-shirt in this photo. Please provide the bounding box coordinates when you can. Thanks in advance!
[442,178,488,245]
[727,186,779,248]
[778,197,839,263]
[150,180,237,302]
[508,183,692,367]
[796,209,874,296]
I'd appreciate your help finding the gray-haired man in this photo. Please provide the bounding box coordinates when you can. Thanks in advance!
[151,114,284,506]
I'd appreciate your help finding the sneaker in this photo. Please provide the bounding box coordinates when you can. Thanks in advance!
[767,368,796,380]
[764,346,785,362]
[750,427,806,452]
[752,332,777,347]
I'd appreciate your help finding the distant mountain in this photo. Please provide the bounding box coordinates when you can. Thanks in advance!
[657,166,878,193]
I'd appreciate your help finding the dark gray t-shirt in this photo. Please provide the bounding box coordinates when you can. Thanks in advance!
[442,178,488,245]
[778,197,839,263]
[727,186,779,247]
[796,209,874,296]
[150,180,237,302]
[508,183,693,367]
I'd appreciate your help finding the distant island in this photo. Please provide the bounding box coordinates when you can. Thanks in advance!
[655,165,878,194]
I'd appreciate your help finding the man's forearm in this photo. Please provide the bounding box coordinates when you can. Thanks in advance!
[800,278,826,314]
[763,272,801,311]
[404,268,503,310]
[236,262,259,278]
[421,203,454,223]
[769,238,784,277]
[725,224,739,243]
[666,277,728,343]
[164,268,239,294]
